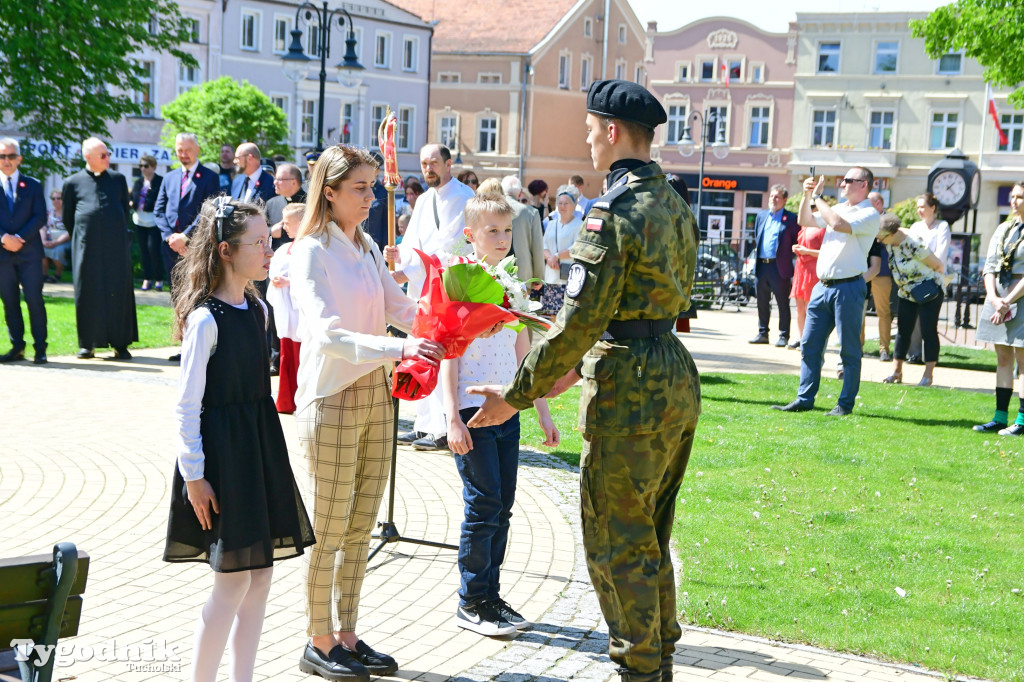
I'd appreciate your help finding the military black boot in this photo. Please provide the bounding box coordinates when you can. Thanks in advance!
[617,667,661,682]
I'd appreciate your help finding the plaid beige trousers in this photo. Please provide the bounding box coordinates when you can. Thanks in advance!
[296,368,393,636]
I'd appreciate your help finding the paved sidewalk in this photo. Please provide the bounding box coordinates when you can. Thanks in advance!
[0,303,990,681]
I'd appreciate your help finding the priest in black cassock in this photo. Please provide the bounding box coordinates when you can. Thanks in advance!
[61,137,138,360]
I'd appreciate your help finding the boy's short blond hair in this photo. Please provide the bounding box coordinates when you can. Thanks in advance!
[282,203,305,221]
[464,188,513,228]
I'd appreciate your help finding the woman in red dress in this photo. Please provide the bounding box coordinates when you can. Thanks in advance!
[789,225,826,348]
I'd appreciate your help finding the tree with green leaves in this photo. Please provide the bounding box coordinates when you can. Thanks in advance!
[0,1,197,179]
[910,2,1024,108]
[160,77,291,167]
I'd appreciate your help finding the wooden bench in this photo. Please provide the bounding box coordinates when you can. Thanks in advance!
[0,543,89,682]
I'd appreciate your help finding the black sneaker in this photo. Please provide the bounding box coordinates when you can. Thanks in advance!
[455,601,516,636]
[973,420,1007,433]
[488,598,532,631]
[397,430,426,444]
[412,435,449,451]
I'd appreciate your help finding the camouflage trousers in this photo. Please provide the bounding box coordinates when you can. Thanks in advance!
[580,422,698,674]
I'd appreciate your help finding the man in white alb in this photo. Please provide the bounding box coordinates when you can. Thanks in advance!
[772,167,879,416]
[386,143,474,450]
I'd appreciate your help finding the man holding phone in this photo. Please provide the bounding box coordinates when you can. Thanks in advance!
[773,167,879,416]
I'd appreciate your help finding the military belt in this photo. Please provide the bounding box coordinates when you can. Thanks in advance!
[599,318,675,341]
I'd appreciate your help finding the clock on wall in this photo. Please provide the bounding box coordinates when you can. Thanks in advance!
[926,149,980,224]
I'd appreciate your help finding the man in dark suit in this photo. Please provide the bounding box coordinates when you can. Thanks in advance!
[230,143,276,204]
[0,138,48,363]
[750,184,800,346]
[153,132,221,281]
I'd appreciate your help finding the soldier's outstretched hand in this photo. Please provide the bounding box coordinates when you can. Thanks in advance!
[466,385,519,428]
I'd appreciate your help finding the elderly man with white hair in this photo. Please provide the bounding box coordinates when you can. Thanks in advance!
[61,137,138,360]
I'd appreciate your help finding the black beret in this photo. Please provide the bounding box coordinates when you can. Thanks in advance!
[586,79,667,130]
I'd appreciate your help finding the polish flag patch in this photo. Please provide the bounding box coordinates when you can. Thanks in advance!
[586,217,603,232]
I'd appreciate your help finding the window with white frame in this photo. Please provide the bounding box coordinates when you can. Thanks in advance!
[271,95,288,114]
[241,11,259,50]
[874,41,898,74]
[811,109,836,147]
[177,61,199,95]
[700,59,715,81]
[135,60,155,116]
[748,106,770,147]
[439,72,461,83]
[666,105,688,144]
[999,113,1024,151]
[583,17,593,38]
[580,56,592,90]
[184,17,200,42]
[707,106,728,144]
[439,115,458,149]
[341,103,353,144]
[615,60,626,81]
[618,24,626,44]
[817,42,839,73]
[375,31,391,68]
[148,14,159,36]
[478,73,501,84]
[750,63,764,83]
[929,111,959,149]
[478,115,497,153]
[398,107,414,151]
[868,110,894,149]
[371,104,387,147]
[300,100,315,145]
[273,17,290,54]
[727,59,742,82]
[403,37,417,71]
[635,63,644,84]
[677,62,689,82]
[559,53,570,89]
[937,51,963,75]
[306,21,320,57]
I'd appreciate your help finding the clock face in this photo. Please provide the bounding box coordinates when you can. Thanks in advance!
[970,171,981,206]
[932,170,967,206]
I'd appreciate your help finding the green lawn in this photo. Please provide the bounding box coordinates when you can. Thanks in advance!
[862,338,997,373]
[0,296,174,356]
[522,374,1022,681]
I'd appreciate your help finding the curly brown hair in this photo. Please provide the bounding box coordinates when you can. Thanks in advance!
[170,198,265,341]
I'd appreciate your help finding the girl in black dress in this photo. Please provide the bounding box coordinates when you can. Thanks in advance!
[164,197,315,682]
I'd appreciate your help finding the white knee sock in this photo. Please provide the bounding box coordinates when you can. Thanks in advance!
[190,571,251,682]
[227,567,273,682]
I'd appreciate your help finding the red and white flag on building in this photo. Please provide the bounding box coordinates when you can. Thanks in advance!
[721,63,730,87]
[989,86,1008,146]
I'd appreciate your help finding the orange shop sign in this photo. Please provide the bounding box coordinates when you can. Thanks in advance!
[702,177,739,190]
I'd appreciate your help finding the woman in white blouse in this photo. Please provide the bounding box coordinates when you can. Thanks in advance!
[289,145,445,680]
[540,185,583,317]
[908,192,950,271]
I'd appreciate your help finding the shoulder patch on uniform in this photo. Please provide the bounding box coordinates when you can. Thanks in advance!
[586,217,603,232]
[565,263,587,298]
[591,183,631,211]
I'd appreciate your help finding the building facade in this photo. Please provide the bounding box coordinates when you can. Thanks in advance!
[389,0,646,201]
[648,17,798,252]
[791,12,1024,256]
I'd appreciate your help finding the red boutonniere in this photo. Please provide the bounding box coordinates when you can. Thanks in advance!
[194,171,201,178]
[18,181,26,189]
[782,215,787,222]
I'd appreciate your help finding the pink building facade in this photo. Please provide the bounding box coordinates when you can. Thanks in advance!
[648,17,797,253]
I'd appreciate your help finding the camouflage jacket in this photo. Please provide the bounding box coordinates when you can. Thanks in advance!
[502,161,701,436]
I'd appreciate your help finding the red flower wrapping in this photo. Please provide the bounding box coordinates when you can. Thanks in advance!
[392,251,516,400]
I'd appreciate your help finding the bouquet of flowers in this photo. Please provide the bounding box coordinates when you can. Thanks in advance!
[392,249,551,400]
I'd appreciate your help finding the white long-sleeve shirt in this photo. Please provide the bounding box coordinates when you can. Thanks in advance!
[266,243,300,340]
[290,222,416,413]
[397,177,475,299]
[174,298,267,481]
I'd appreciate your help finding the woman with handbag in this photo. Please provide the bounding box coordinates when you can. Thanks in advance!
[540,185,582,318]
[973,182,1024,435]
[876,213,945,386]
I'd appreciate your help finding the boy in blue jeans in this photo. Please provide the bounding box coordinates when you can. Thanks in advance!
[441,186,559,636]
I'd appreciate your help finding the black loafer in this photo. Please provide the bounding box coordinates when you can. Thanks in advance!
[0,348,25,363]
[299,643,370,682]
[412,435,449,451]
[348,640,398,676]
[76,348,94,359]
[772,400,812,413]
[973,420,1007,433]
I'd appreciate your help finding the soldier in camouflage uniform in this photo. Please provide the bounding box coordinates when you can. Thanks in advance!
[468,79,701,682]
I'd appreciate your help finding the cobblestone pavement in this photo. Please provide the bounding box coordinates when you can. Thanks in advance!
[0,322,981,681]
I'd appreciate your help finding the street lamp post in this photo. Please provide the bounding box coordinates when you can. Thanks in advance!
[281,3,365,151]
[676,109,729,235]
